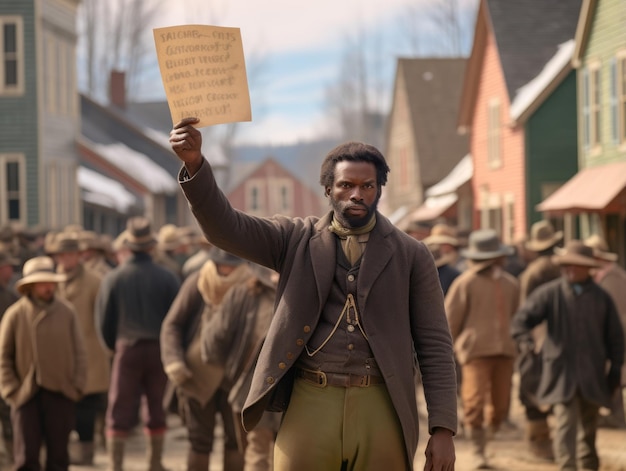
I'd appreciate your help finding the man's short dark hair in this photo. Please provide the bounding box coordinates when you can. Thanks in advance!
[319,142,390,189]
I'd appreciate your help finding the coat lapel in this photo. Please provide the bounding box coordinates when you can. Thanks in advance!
[358,214,393,303]
[310,213,336,308]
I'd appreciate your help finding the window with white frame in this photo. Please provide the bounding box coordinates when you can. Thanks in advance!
[270,178,293,215]
[0,154,25,224]
[503,194,515,244]
[245,179,266,215]
[0,16,24,96]
[487,99,502,168]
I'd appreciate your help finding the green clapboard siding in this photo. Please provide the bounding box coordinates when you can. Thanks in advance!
[525,70,579,227]
[581,0,626,167]
[0,0,39,225]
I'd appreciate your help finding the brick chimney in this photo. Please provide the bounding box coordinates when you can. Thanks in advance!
[109,70,126,109]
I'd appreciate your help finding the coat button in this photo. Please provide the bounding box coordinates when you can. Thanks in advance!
[347,344,354,350]
[348,274,355,282]
[266,376,275,384]
[303,325,311,333]
[278,362,287,370]
[296,339,304,346]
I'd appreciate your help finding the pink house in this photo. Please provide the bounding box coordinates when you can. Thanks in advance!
[458,0,581,243]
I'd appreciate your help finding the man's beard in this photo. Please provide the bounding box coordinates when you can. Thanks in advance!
[330,197,378,229]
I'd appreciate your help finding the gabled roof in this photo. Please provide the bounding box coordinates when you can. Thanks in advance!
[510,40,575,124]
[489,0,582,100]
[397,57,469,187]
[80,94,181,176]
[459,0,582,127]
[573,0,597,67]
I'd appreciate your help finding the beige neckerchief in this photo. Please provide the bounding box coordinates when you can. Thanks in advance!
[196,260,250,306]
[329,214,376,265]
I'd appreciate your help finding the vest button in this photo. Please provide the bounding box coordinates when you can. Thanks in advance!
[286,352,294,360]
[347,325,355,332]
[303,325,311,333]
[347,344,354,350]
[347,274,355,282]
[278,362,287,370]
[296,338,304,346]
[266,376,275,384]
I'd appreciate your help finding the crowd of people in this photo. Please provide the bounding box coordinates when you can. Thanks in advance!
[0,218,283,471]
[415,220,626,470]
[0,129,623,471]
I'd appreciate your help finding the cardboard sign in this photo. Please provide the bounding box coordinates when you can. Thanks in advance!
[153,25,251,127]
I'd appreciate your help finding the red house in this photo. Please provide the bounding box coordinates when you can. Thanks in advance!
[226,157,325,218]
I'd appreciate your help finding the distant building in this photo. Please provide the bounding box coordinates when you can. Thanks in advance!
[226,157,325,218]
[458,0,581,243]
[538,0,626,263]
[383,58,469,231]
[0,0,82,229]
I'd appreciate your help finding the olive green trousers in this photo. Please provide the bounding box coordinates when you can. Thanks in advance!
[274,377,409,470]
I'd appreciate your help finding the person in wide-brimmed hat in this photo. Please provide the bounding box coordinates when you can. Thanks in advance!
[95,216,180,471]
[0,255,87,471]
[515,220,565,461]
[584,235,626,429]
[424,223,466,271]
[50,232,110,465]
[512,239,624,470]
[445,229,520,468]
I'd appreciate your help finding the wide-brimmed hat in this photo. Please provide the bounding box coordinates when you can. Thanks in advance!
[15,256,66,294]
[461,229,513,261]
[158,224,183,251]
[48,232,81,255]
[525,221,563,252]
[79,230,109,253]
[124,217,157,251]
[584,235,618,262]
[423,241,456,268]
[552,240,600,268]
[422,223,459,247]
[210,247,245,267]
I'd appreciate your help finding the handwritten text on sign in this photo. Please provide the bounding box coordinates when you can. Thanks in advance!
[153,25,251,127]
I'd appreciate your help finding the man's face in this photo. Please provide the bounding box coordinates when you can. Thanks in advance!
[54,251,81,272]
[31,282,57,302]
[560,264,591,284]
[327,161,380,229]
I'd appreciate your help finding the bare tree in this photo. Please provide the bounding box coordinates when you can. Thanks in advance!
[400,0,477,57]
[324,29,387,149]
[78,0,163,101]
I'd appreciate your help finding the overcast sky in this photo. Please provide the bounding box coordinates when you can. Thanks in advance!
[82,0,477,145]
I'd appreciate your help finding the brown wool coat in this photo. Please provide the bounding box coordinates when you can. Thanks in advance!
[445,267,520,364]
[57,265,110,394]
[0,295,87,408]
[180,161,458,469]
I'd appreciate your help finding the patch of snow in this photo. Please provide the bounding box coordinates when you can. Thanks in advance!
[510,39,575,122]
[78,167,137,212]
[91,142,178,194]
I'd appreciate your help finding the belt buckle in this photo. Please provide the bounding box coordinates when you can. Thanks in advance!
[359,375,371,387]
[316,370,328,387]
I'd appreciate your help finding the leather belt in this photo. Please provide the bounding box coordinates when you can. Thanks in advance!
[297,368,384,388]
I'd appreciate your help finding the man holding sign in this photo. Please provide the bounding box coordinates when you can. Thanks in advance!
[168,116,457,470]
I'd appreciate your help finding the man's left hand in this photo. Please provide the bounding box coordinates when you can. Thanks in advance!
[423,427,455,471]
